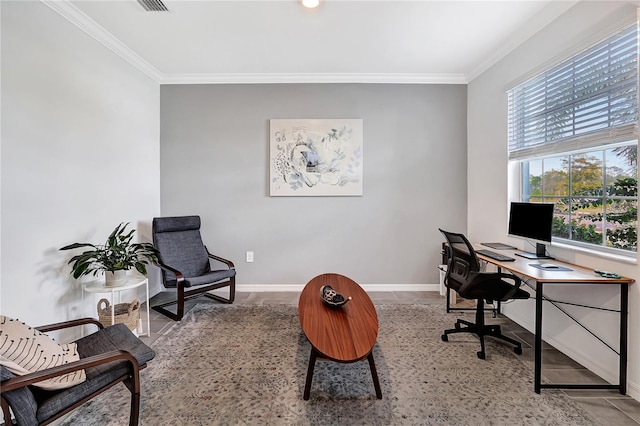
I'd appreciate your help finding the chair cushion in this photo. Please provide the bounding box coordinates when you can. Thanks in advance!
[0,316,86,390]
[0,365,39,426]
[35,324,155,424]
[184,269,236,287]
[463,278,530,301]
[153,215,201,233]
[75,323,155,376]
[153,216,211,280]
[163,269,236,288]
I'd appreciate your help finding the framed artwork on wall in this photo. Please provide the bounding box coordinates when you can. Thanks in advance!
[269,119,363,196]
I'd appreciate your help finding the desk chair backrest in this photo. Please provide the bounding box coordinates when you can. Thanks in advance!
[152,216,210,281]
[438,229,527,359]
[439,229,481,293]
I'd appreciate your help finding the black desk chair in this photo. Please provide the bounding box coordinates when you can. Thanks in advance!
[439,229,530,359]
[152,215,236,321]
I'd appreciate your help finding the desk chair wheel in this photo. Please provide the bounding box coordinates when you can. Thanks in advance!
[514,346,522,355]
[477,351,486,360]
[441,334,448,342]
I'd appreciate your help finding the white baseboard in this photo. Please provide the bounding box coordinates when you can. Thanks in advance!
[236,283,439,293]
[628,380,640,403]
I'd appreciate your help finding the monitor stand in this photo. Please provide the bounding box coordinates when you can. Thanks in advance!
[515,243,554,260]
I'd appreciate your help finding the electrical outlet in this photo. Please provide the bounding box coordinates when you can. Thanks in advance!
[246,251,254,263]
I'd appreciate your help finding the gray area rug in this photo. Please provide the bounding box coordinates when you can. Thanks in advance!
[60,304,596,425]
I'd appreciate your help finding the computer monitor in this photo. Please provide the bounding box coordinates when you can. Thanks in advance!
[508,202,554,259]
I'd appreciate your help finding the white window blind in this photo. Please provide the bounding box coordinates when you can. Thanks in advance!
[508,23,638,160]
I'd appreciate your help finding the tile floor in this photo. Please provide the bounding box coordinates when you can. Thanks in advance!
[141,290,640,425]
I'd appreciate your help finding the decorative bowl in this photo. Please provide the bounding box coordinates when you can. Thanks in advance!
[320,285,351,308]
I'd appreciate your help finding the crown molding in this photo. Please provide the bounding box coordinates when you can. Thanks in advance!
[466,0,579,82]
[159,73,468,85]
[41,0,163,83]
[41,0,468,86]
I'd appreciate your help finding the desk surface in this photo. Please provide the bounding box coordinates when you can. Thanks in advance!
[473,245,635,284]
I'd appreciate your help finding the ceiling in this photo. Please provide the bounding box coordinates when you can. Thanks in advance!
[47,0,580,84]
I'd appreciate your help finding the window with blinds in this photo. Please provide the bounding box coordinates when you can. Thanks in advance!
[508,23,638,161]
[510,22,638,256]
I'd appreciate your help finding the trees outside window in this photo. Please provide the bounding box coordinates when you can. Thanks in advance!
[522,144,637,253]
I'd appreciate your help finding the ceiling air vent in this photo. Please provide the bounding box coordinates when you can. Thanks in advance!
[137,0,168,12]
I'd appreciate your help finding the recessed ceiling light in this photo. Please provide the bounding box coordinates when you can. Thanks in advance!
[302,0,320,8]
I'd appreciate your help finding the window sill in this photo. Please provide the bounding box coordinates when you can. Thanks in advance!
[551,241,638,265]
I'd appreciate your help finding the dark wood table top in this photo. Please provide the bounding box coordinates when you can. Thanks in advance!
[298,273,378,363]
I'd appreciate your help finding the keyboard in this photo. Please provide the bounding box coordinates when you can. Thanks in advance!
[481,242,516,250]
[476,249,515,262]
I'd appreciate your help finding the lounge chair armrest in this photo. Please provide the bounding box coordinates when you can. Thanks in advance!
[36,318,104,333]
[205,248,235,269]
[153,261,185,282]
[0,350,140,392]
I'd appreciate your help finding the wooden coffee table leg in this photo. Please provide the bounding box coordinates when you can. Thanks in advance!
[367,352,382,399]
[303,348,318,400]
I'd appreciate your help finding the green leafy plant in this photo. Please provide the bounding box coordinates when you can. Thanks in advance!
[60,223,158,279]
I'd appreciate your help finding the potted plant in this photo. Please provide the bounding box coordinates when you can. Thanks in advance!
[60,223,159,286]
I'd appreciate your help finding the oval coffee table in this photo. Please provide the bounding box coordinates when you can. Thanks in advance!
[298,273,382,400]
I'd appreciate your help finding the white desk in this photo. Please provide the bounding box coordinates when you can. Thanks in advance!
[82,274,150,337]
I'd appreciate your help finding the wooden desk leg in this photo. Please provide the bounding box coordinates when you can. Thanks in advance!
[534,281,543,394]
[367,352,383,399]
[620,282,628,394]
[303,348,317,400]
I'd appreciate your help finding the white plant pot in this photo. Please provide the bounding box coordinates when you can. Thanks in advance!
[105,270,127,287]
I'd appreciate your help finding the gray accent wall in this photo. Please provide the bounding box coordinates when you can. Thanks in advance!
[160,84,467,286]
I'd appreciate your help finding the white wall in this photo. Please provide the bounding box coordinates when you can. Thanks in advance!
[1,1,161,326]
[159,84,467,288]
[468,1,640,400]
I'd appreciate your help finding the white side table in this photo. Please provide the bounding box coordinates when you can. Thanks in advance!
[82,273,150,337]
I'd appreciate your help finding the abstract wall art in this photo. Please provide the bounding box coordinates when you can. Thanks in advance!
[270,119,363,196]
